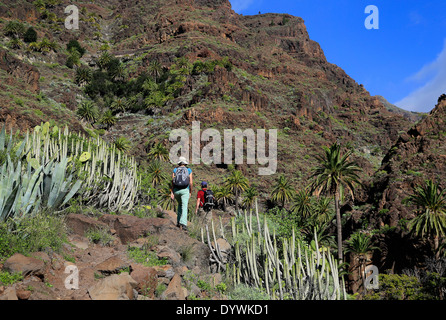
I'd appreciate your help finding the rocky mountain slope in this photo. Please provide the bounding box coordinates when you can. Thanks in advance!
[0,0,445,299]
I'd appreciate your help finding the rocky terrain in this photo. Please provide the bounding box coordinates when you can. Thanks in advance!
[0,209,228,300]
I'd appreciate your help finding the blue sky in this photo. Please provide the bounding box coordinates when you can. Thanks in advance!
[229,0,446,112]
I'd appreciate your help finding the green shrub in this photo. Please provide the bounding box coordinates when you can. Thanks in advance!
[228,284,270,300]
[0,212,68,260]
[23,27,37,43]
[0,270,23,286]
[127,244,167,267]
[85,226,114,246]
[363,274,428,300]
[66,39,86,57]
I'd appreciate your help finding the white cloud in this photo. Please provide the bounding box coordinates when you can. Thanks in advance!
[395,39,446,112]
[230,0,255,13]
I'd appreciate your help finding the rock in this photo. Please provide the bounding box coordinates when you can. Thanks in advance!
[162,273,185,300]
[30,252,51,264]
[212,238,231,253]
[3,253,45,277]
[152,265,175,280]
[65,213,109,237]
[27,280,57,300]
[157,227,211,273]
[69,234,90,250]
[129,264,158,296]
[88,273,138,300]
[99,214,173,244]
[16,289,32,300]
[156,245,181,265]
[0,287,18,300]
[95,255,130,275]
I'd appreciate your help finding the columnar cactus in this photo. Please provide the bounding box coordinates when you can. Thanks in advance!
[205,199,347,300]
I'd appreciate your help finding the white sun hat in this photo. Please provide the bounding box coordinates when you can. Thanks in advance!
[177,156,189,165]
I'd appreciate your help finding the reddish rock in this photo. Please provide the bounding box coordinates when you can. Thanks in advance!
[129,264,158,296]
[65,213,110,237]
[3,253,45,277]
[162,273,185,300]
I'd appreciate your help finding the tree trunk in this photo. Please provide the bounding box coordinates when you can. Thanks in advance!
[334,192,343,262]
[235,190,239,213]
[434,235,440,259]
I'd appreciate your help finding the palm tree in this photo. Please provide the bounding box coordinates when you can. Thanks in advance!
[110,97,128,114]
[99,109,117,129]
[345,231,379,293]
[38,37,57,54]
[310,143,362,261]
[214,185,234,212]
[76,100,98,124]
[96,51,113,70]
[271,174,295,209]
[3,20,25,39]
[242,186,259,212]
[148,142,169,162]
[145,91,169,110]
[109,62,126,82]
[146,160,167,187]
[8,37,22,49]
[291,187,313,218]
[224,170,249,213]
[405,180,446,258]
[75,66,93,87]
[314,196,335,225]
[114,137,131,153]
[148,60,163,83]
[158,180,174,211]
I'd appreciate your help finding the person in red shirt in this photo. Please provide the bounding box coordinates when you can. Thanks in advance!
[195,181,208,216]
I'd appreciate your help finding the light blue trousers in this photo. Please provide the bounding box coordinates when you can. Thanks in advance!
[174,188,190,226]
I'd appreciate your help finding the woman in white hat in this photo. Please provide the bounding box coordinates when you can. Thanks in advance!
[170,156,193,231]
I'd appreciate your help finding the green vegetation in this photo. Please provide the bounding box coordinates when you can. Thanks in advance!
[404,180,446,258]
[127,244,167,267]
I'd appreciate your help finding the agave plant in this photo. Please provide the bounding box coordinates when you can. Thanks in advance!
[0,154,82,222]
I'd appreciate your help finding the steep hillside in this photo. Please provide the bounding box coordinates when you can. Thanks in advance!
[349,95,446,273]
[0,1,413,190]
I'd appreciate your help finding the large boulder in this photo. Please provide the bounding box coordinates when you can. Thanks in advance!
[94,255,130,275]
[65,213,109,236]
[161,273,186,300]
[2,253,45,277]
[99,214,172,244]
[129,263,158,296]
[88,273,138,300]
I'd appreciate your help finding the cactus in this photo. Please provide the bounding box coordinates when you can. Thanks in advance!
[205,200,347,300]
[0,123,140,218]
[21,123,140,212]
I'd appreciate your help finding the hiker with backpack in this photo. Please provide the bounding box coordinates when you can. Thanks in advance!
[170,156,193,231]
[195,181,215,218]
